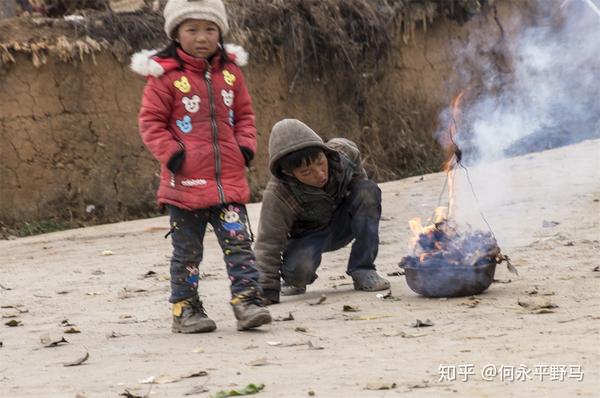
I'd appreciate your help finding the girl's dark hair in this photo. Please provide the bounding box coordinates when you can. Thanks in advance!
[155,41,185,69]
[217,36,231,68]
[278,147,325,174]
[155,29,232,70]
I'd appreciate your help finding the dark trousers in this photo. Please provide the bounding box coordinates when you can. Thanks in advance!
[281,179,382,287]
[167,203,261,303]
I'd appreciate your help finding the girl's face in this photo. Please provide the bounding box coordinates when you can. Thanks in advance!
[176,19,220,59]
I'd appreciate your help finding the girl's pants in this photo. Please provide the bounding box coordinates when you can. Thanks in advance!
[167,203,261,303]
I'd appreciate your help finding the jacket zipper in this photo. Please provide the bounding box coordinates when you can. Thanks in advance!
[204,66,225,203]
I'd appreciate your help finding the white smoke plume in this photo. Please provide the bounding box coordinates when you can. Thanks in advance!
[435,0,600,243]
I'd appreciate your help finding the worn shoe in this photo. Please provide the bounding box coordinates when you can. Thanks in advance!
[171,297,217,333]
[231,288,272,331]
[350,269,390,291]
[280,281,307,296]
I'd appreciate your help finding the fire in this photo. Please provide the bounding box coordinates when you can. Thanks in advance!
[403,88,489,266]
[444,90,466,219]
[404,211,500,268]
[408,207,448,251]
[410,89,464,235]
[443,90,466,172]
[401,89,516,275]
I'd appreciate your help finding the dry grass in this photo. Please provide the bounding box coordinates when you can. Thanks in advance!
[2,0,487,70]
[226,0,486,78]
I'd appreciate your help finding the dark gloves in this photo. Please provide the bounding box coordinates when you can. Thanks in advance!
[240,146,254,167]
[167,148,185,173]
[262,289,280,305]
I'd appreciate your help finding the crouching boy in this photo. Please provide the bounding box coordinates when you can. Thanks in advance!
[255,119,390,304]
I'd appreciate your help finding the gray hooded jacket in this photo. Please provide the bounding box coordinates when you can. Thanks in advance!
[254,119,367,293]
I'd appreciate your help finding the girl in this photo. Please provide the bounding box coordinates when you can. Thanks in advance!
[131,0,271,332]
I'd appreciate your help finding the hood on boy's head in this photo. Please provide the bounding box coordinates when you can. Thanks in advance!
[268,119,335,177]
[129,44,248,77]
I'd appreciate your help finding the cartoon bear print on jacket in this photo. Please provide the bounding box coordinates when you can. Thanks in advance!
[182,95,201,113]
[176,115,192,133]
[173,76,191,93]
[221,90,234,107]
[223,70,236,86]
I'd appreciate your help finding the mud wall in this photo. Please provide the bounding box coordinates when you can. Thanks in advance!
[0,2,529,229]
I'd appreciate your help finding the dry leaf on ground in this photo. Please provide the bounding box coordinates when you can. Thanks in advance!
[119,390,145,398]
[274,312,294,321]
[350,315,391,321]
[410,319,434,328]
[518,298,559,313]
[184,385,209,395]
[309,295,327,306]
[246,358,269,367]
[41,336,69,348]
[63,351,89,367]
[307,341,324,350]
[366,382,397,390]
[139,370,207,384]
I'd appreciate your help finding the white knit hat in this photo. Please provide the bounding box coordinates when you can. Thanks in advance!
[163,0,229,39]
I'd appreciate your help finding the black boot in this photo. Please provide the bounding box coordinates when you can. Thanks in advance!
[172,296,217,333]
[230,288,272,331]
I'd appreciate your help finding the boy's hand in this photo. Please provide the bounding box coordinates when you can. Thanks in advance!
[262,289,280,305]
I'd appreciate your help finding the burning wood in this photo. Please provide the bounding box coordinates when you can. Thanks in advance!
[400,208,516,274]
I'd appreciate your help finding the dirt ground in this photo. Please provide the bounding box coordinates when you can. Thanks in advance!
[1,140,599,397]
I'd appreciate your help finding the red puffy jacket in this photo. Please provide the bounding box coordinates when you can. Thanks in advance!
[132,45,256,210]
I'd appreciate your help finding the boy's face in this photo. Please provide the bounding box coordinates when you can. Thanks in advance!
[290,152,329,188]
[177,19,220,59]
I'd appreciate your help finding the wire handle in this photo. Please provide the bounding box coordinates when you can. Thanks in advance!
[433,146,497,240]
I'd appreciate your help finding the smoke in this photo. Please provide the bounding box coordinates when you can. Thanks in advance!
[436,0,600,242]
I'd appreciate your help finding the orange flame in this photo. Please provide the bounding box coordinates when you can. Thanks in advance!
[408,207,449,252]
[443,90,465,172]
[444,90,467,219]
[408,90,467,252]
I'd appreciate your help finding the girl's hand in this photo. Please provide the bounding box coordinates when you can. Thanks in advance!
[167,149,185,173]
[240,147,254,167]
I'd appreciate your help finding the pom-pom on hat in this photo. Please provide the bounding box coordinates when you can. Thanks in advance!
[163,0,229,39]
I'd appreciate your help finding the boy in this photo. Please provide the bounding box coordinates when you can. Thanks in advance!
[255,119,390,304]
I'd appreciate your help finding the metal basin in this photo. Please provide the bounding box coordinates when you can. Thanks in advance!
[399,261,496,298]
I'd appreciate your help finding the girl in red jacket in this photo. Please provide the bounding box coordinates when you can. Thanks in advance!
[131,0,271,333]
